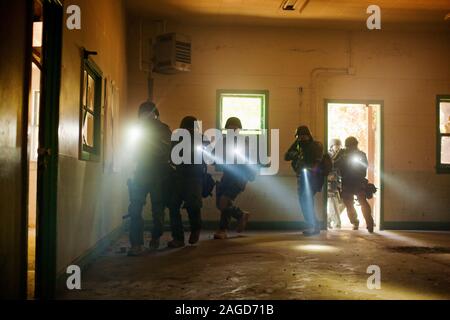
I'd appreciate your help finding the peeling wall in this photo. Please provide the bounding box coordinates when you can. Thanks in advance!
[57,0,128,272]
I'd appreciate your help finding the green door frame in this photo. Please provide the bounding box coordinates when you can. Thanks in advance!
[324,99,385,230]
[35,0,63,299]
[436,95,450,174]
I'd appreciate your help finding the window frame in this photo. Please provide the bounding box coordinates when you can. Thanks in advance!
[216,90,269,167]
[216,89,269,135]
[79,58,103,161]
[436,94,450,174]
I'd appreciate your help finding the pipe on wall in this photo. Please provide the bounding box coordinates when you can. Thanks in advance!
[308,32,355,137]
[139,19,167,102]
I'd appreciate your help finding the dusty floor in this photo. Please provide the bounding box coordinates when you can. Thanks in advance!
[59,230,450,300]
[27,227,35,299]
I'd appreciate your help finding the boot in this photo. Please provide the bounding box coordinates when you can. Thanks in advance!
[148,238,160,250]
[303,228,320,237]
[167,239,185,248]
[214,229,227,240]
[236,212,250,233]
[367,221,374,233]
[189,230,201,244]
[127,245,144,256]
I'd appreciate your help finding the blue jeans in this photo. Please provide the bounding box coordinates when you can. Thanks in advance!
[297,171,318,230]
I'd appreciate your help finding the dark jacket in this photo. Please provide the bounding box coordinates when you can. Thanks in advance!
[221,163,255,184]
[135,119,172,177]
[285,140,323,175]
[335,149,368,184]
[172,133,207,180]
[216,135,256,184]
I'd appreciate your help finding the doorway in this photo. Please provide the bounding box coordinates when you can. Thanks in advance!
[25,0,63,299]
[325,101,383,231]
[27,0,43,299]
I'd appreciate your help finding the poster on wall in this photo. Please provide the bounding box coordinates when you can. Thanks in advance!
[111,82,121,173]
[103,78,121,174]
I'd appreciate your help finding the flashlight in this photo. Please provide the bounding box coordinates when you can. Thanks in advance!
[351,155,368,168]
[128,125,142,141]
[352,155,360,164]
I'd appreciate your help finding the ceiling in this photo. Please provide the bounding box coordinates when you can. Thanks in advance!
[125,0,450,30]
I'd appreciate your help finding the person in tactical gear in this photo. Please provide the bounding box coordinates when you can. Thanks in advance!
[214,117,255,240]
[167,116,206,248]
[327,138,345,229]
[335,136,374,233]
[285,126,324,236]
[127,101,173,256]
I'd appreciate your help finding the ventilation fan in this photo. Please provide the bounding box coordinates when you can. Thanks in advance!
[153,33,191,74]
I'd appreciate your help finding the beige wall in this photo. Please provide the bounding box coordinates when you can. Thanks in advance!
[57,0,128,272]
[127,20,450,225]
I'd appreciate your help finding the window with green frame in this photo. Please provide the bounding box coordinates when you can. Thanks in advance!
[217,90,268,135]
[80,59,102,161]
[437,95,450,173]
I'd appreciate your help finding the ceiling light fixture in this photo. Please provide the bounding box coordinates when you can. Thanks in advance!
[281,0,297,11]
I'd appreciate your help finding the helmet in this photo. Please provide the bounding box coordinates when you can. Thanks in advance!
[225,117,242,129]
[330,138,342,147]
[138,101,159,119]
[295,125,312,138]
[345,136,358,148]
[180,116,198,131]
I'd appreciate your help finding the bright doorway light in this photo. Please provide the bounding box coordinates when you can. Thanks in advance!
[326,102,382,230]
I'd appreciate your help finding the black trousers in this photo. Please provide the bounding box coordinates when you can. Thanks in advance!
[216,174,246,230]
[169,176,203,241]
[128,173,169,246]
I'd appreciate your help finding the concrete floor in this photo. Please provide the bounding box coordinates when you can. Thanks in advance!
[59,230,450,300]
[27,227,35,299]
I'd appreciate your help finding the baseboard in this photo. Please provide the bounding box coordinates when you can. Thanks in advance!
[382,221,450,231]
[144,220,313,231]
[56,222,128,294]
[142,220,450,232]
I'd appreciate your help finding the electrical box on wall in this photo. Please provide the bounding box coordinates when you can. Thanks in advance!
[153,33,191,74]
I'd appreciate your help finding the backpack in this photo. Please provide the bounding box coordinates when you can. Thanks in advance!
[364,180,378,199]
[310,152,333,194]
[320,153,333,178]
[202,165,216,198]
